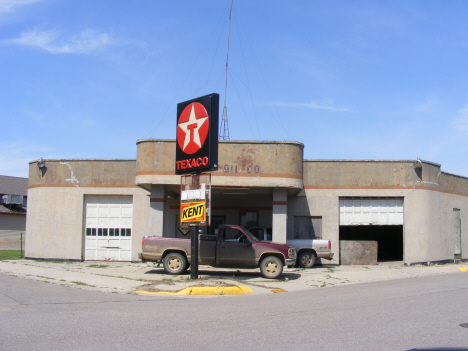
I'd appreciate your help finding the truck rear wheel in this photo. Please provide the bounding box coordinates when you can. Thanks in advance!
[163,252,186,275]
[298,251,316,268]
[260,256,283,279]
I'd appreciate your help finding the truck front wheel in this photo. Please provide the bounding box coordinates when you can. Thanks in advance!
[260,256,283,279]
[163,252,187,275]
[298,251,316,268]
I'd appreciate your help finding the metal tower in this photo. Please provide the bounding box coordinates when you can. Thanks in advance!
[219,0,233,140]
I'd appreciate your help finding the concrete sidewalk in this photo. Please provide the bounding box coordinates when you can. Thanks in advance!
[0,259,466,296]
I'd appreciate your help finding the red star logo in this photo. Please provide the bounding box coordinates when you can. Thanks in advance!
[177,103,209,155]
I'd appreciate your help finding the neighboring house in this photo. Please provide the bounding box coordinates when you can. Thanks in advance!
[0,175,28,235]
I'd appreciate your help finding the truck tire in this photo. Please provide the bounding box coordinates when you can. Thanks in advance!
[260,256,283,279]
[163,252,186,275]
[298,251,316,268]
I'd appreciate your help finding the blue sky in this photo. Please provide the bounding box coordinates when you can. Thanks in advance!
[2,0,468,178]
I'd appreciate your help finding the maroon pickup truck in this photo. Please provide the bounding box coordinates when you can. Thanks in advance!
[139,225,296,279]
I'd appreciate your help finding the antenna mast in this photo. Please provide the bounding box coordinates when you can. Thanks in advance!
[220,0,233,140]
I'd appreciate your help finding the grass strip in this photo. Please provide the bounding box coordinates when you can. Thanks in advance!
[0,250,24,260]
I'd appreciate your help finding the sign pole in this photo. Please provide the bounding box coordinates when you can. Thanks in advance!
[190,226,199,279]
[176,93,218,281]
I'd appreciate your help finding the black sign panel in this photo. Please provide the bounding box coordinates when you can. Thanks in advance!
[175,93,219,174]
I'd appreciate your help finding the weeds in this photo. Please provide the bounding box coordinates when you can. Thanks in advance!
[37,276,54,280]
[71,281,95,287]
[96,274,143,281]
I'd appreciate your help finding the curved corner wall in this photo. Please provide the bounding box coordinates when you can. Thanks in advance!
[135,139,304,189]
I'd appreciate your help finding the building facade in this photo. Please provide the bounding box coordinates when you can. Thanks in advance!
[25,139,468,265]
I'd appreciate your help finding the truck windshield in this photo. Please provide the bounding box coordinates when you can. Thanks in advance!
[244,228,259,243]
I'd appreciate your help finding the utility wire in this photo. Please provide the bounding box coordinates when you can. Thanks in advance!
[237,13,292,140]
[234,10,260,139]
[229,69,255,139]
[143,2,230,139]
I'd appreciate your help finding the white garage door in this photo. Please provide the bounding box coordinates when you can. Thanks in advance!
[84,195,133,261]
[340,198,403,226]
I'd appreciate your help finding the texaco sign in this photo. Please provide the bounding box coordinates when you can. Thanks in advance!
[175,94,219,175]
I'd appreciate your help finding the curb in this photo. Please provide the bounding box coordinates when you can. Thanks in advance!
[135,286,254,296]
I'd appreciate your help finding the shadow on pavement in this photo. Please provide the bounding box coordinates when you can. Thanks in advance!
[143,267,301,281]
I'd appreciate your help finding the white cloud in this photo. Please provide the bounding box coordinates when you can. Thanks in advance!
[452,104,468,133]
[412,97,439,114]
[272,100,351,112]
[0,0,40,14]
[7,29,112,54]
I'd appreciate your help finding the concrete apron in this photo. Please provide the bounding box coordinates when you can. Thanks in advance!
[0,259,466,297]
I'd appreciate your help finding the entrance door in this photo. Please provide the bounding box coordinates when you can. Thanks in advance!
[240,211,257,228]
[454,209,462,259]
[210,216,226,235]
[84,195,133,261]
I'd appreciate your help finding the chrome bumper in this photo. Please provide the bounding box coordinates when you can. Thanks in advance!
[285,258,296,266]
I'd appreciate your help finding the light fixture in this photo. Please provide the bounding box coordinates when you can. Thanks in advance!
[37,157,45,169]
[413,157,422,169]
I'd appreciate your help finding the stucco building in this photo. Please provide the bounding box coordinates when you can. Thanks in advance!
[25,139,467,265]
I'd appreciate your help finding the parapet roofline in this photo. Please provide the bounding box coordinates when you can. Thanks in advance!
[441,171,468,181]
[304,159,441,167]
[136,139,304,148]
[29,159,136,165]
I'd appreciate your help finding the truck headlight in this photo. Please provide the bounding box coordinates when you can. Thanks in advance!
[288,248,296,258]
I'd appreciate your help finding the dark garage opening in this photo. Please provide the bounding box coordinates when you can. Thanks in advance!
[339,225,403,261]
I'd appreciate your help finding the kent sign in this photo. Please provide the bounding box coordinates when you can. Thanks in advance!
[180,201,206,223]
[175,93,219,175]
[179,174,211,227]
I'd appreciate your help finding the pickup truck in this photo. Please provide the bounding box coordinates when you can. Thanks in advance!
[139,225,296,279]
[248,227,334,268]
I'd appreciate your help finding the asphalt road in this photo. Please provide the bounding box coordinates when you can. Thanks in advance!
[1,272,468,351]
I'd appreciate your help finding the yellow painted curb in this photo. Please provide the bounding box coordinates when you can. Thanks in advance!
[135,286,254,295]
[459,267,468,272]
[270,288,287,293]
